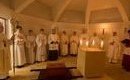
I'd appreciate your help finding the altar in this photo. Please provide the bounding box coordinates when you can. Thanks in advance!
[77,47,106,78]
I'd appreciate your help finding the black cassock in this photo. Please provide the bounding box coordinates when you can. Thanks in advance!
[122,54,130,71]
[121,39,130,71]
[48,41,59,61]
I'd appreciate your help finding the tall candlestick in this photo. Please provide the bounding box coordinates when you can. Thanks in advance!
[101,40,104,48]
[86,41,89,47]
[92,40,95,46]
[102,28,105,35]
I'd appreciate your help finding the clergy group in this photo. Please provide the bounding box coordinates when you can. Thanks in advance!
[1,23,130,79]
[11,25,106,67]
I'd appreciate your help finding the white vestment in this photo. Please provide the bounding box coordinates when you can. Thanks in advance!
[90,36,101,48]
[0,34,11,79]
[70,35,79,55]
[48,34,60,50]
[14,31,26,66]
[36,33,47,61]
[60,34,69,56]
[108,36,120,63]
[26,35,36,63]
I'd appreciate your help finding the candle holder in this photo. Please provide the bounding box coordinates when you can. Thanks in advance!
[102,28,105,35]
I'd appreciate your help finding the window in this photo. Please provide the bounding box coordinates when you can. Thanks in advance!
[0,17,6,34]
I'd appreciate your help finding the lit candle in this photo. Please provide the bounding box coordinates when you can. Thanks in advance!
[92,40,95,46]
[80,39,83,45]
[86,40,89,47]
[100,40,104,48]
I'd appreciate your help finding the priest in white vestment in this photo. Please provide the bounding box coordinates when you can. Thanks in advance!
[48,28,60,60]
[36,29,47,62]
[70,31,79,56]
[14,26,26,67]
[108,32,121,63]
[90,32,101,48]
[0,23,11,79]
[79,29,89,47]
[26,30,36,64]
[60,31,69,56]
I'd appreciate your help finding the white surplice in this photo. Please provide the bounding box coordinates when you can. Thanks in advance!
[70,35,79,55]
[14,31,26,66]
[26,35,36,64]
[108,36,121,63]
[48,34,60,51]
[36,33,47,61]
[0,33,11,79]
[60,34,69,56]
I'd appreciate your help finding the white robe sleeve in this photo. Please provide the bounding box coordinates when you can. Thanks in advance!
[36,35,42,47]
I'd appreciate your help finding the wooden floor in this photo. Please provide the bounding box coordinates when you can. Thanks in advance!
[9,56,130,80]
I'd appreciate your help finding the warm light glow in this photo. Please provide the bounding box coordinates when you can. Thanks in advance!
[99,23,111,35]
[100,40,104,48]
[86,41,89,47]
[80,39,89,47]
[99,23,110,29]
[80,39,83,45]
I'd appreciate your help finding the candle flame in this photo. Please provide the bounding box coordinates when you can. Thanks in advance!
[101,40,104,48]
[86,41,89,47]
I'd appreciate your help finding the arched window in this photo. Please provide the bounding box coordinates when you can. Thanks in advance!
[0,17,6,34]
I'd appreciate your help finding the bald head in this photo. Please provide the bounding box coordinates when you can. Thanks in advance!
[113,32,117,36]
[28,30,33,35]
[63,30,66,34]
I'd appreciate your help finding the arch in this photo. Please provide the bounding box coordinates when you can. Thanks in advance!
[114,0,129,22]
